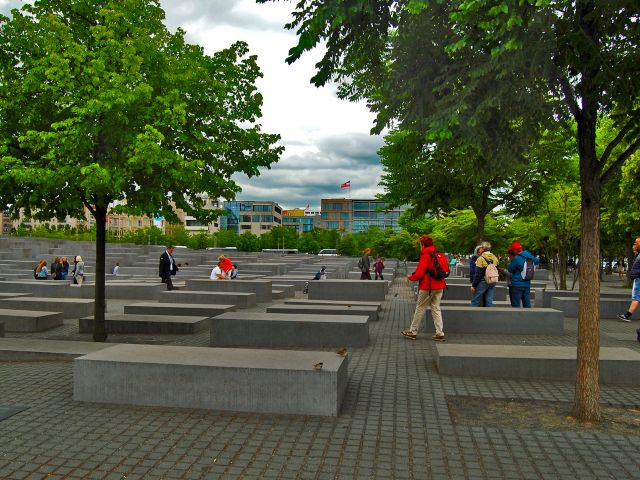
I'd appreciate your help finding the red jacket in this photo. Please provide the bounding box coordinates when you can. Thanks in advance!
[408,245,447,291]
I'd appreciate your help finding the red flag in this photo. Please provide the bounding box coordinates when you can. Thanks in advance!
[340,181,351,188]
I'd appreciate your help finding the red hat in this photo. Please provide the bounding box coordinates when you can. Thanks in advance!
[509,242,523,251]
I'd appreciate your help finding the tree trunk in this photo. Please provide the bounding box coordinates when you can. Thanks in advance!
[574,111,601,422]
[558,247,568,290]
[93,205,108,342]
[625,230,633,287]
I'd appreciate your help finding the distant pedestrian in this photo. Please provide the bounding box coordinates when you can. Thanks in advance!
[470,241,499,307]
[51,257,63,280]
[112,263,120,275]
[507,241,539,308]
[618,236,640,322]
[229,264,238,280]
[73,256,85,286]
[402,234,447,342]
[159,246,179,290]
[374,256,385,280]
[61,257,69,280]
[359,248,372,280]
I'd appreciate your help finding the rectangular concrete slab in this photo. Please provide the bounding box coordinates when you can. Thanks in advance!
[550,297,633,319]
[421,307,564,335]
[285,299,383,312]
[79,314,209,334]
[0,320,3,337]
[159,291,256,308]
[210,312,369,348]
[436,344,640,385]
[308,280,387,301]
[74,344,348,416]
[0,297,94,318]
[267,304,378,321]
[124,302,235,317]
[0,309,63,332]
[0,338,113,361]
[184,279,273,303]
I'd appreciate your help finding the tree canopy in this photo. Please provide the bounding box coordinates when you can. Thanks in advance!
[0,0,283,340]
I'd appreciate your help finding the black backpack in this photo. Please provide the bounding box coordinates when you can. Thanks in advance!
[521,256,535,280]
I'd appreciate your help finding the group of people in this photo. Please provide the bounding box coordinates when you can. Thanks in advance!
[210,255,238,281]
[33,256,85,285]
[469,241,539,308]
[402,235,539,343]
[358,248,386,280]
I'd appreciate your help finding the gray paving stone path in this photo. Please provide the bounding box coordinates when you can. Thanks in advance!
[0,279,639,479]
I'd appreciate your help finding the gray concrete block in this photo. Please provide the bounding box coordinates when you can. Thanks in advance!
[272,284,296,298]
[436,344,640,385]
[185,279,273,302]
[0,297,95,318]
[285,299,383,312]
[79,314,209,334]
[159,290,256,308]
[74,344,348,416]
[549,296,631,319]
[308,280,387,301]
[105,283,166,300]
[0,309,63,332]
[0,320,3,337]
[210,312,369,348]
[0,338,113,361]
[124,302,235,317]
[438,283,508,301]
[420,307,564,335]
[267,304,378,321]
[539,289,628,308]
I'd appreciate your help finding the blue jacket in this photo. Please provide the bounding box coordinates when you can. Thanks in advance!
[629,254,640,280]
[507,250,539,287]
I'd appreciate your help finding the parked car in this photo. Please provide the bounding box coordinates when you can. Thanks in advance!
[317,249,338,256]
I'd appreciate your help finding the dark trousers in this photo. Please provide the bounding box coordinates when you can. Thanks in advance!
[510,286,531,307]
[360,271,372,280]
[162,276,174,290]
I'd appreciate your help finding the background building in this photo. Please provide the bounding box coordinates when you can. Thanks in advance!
[319,198,405,233]
[281,208,320,234]
[220,201,283,235]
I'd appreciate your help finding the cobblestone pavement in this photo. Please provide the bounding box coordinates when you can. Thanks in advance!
[1,280,639,479]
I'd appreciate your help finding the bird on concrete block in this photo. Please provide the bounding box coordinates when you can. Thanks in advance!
[313,362,323,370]
[335,347,348,357]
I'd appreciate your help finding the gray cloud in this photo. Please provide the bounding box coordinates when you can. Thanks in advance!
[232,132,385,209]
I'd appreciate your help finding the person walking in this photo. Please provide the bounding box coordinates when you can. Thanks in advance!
[374,256,385,280]
[402,234,447,341]
[159,246,179,290]
[507,241,539,308]
[618,236,640,322]
[470,241,499,307]
[73,256,85,286]
[359,248,372,280]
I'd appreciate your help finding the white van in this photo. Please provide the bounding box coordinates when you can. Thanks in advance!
[317,249,338,256]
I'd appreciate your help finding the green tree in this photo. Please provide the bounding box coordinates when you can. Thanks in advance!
[265,0,640,422]
[236,231,261,252]
[0,0,282,342]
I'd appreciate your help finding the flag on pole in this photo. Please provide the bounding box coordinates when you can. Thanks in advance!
[305,204,310,210]
[340,180,351,189]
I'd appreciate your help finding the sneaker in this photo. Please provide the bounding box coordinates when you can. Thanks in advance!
[617,314,631,322]
[401,329,417,340]
[432,334,445,342]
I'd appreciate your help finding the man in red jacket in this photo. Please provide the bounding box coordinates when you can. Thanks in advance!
[402,234,447,341]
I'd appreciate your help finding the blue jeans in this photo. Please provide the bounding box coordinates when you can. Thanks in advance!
[471,281,495,307]
[510,286,531,308]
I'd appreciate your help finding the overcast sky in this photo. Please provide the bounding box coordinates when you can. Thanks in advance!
[1,0,385,210]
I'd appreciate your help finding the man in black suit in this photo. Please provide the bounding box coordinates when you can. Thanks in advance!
[159,245,179,290]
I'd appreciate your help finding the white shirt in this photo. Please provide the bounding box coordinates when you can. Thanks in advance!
[210,266,226,280]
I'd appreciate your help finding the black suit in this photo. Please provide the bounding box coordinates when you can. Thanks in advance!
[159,250,178,290]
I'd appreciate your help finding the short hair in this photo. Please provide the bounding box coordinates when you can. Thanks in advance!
[75,256,83,262]
[420,235,434,247]
[479,241,492,251]
[473,245,482,255]
[167,245,174,249]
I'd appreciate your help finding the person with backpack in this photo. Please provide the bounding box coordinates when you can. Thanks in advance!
[402,234,449,341]
[617,236,640,322]
[359,248,372,280]
[470,241,499,307]
[507,241,539,308]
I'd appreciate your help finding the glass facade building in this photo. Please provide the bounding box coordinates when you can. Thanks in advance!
[319,199,404,233]
[220,201,282,235]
